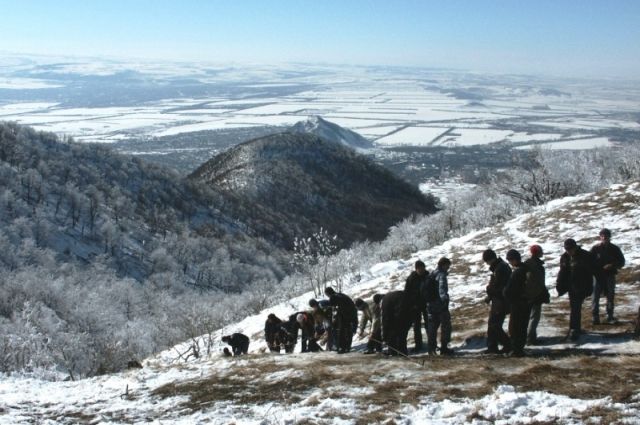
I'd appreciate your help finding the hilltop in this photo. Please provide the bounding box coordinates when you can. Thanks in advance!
[190,131,437,247]
[290,116,374,150]
[3,181,639,423]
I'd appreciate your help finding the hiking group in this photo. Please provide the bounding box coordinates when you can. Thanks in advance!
[221,228,625,358]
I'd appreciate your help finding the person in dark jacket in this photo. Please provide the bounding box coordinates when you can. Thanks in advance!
[426,257,453,355]
[556,238,596,341]
[221,333,250,356]
[381,290,407,355]
[324,287,358,353]
[483,249,512,354]
[524,245,550,345]
[264,313,284,353]
[403,260,429,352]
[503,249,530,356]
[591,228,625,324]
[364,293,384,354]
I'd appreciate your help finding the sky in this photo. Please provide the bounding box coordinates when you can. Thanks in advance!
[1,0,640,78]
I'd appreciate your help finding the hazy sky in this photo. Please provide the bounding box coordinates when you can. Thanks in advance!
[2,0,639,78]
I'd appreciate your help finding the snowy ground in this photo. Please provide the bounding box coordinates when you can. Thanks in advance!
[0,56,638,148]
[1,182,639,424]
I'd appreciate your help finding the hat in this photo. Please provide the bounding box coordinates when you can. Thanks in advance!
[599,228,611,238]
[505,249,521,261]
[308,299,319,308]
[482,249,497,262]
[296,313,306,324]
[563,238,577,250]
[415,260,426,269]
[529,244,543,258]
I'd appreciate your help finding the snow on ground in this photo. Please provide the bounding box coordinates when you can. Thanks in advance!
[436,128,514,147]
[1,182,639,424]
[515,137,613,150]
[375,126,451,146]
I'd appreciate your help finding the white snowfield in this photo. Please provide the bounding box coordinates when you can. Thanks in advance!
[1,59,638,147]
[1,182,639,424]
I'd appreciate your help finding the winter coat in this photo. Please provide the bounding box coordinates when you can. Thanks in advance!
[370,301,382,338]
[328,292,358,330]
[404,270,428,311]
[557,247,596,298]
[523,257,549,304]
[426,267,449,311]
[504,262,528,305]
[591,242,625,279]
[264,315,283,347]
[358,302,373,336]
[486,258,511,301]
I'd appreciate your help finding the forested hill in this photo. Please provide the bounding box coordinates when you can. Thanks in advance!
[0,121,289,289]
[189,131,438,246]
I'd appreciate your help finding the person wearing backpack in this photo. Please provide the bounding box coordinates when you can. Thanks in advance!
[556,238,596,341]
[591,228,625,324]
[483,249,512,354]
[424,257,453,355]
[524,245,550,345]
[503,249,530,357]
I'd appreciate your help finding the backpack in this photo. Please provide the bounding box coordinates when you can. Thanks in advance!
[524,262,546,303]
[421,271,439,303]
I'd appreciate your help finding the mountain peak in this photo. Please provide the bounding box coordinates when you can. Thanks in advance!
[290,116,373,150]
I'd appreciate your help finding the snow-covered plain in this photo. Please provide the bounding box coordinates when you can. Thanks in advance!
[2,182,639,424]
[0,56,638,147]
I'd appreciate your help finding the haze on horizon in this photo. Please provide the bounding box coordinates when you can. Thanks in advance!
[1,0,639,79]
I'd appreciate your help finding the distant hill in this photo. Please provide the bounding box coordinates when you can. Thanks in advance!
[190,131,437,246]
[290,116,373,150]
[0,121,289,289]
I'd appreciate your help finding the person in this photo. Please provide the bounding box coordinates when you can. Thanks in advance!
[524,245,550,345]
[482,249,512,354]
[221,333,250,356]
[324,287,358,354]
[503,249,530,357]
[355,298,373,338]
[591,228,625,324]
[425,257,453,355]
[294,311,322,352]
[364,293,384,354]
[309,298,334,350]
[264,313,284,353]
[403,260,429,352]
[556,238,596,341]
[380,290,407,355]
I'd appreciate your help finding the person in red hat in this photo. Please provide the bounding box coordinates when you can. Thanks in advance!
[524,245,550,345]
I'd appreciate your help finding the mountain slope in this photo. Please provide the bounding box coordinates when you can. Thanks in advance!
[290,115,373,149]
[4,182,639,423]
[189,131,437,246]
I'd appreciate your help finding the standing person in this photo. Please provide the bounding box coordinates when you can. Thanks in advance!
[556,238,596,341]
[364,293,384,354]
[503,249,530,357]
[403,260,429,352]
[591,228,625,324]
[524,245,550,345]
[355,298,373,339]
[425,257,453,355]
[221,333,250,356]
[324,287,358,354]
[482,249,512,354]
[264,314,284,353]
